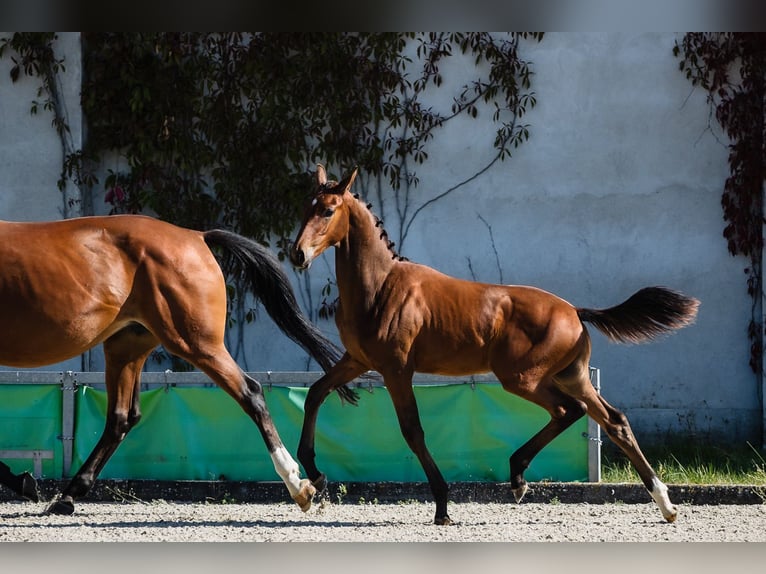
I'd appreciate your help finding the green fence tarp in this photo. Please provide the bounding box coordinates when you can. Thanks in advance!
[0,384,63,478]
[71,384,589,483]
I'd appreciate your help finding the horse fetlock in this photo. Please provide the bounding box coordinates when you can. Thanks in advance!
[311,472,328,494]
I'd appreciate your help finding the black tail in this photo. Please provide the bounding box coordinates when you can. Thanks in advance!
[204,229,359,405]
[577,286,700,344]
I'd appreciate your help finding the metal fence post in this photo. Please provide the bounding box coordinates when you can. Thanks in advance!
[59,371,77,478]
[588,367,602,482]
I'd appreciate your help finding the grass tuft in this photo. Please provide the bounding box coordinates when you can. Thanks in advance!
[601,439,766,485]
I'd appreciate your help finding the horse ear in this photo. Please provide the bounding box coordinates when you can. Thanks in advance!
[316,164,327,186]
[337,166,358,194]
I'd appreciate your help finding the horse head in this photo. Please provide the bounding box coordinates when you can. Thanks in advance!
[289,164,358,269]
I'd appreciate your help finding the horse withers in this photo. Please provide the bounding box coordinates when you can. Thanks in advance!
[0,214,356,514]
[289,164,699,525]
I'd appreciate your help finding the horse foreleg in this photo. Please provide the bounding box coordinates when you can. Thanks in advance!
[48,330,154,515]
[386,374,452,525]
[297,354,367,494]
[0,460,40,502]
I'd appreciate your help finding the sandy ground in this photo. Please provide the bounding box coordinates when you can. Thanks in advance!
[1,497,765,542]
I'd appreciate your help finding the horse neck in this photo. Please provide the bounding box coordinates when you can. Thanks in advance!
[334,194,395,306]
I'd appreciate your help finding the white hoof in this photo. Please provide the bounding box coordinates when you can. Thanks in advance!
[292,478,316,512]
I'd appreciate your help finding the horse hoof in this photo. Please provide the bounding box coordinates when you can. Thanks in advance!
[311,472,328,494]
[292,479,316,512]
[46,499,75,516]
[20,472,40,502]
[512,483,528,503]
[663,506,678,523]
[434,515,453,526]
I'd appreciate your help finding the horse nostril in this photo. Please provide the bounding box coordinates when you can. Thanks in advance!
[290,247,305,267]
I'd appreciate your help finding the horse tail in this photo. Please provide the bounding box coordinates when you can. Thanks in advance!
[203,229,359,405]
[576,286,700,344]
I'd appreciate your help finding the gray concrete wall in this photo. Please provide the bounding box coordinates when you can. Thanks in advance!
[0,33,760,445]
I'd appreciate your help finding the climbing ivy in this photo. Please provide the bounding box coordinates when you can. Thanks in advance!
[2,32,542,252]
[674,33,766,373]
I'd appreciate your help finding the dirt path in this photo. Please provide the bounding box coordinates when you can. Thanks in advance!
[1,498,765,542]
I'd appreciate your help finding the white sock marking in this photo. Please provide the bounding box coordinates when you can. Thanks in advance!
[270,446,302,498]
[650,476,676,520]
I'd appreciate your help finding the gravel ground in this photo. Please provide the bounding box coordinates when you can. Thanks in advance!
[1,497,765,542]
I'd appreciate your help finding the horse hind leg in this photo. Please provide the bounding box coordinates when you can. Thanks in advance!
[0,460,40,502]
[188,351,316,512]
[554,361,678,523]
[587,392,677,522]
[48,326,156,515]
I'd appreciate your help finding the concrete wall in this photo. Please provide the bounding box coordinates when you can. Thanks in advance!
[0,32,760,444]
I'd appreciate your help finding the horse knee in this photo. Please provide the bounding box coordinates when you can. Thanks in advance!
[304,384,329,413]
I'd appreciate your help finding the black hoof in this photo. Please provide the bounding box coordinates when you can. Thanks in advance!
[434,514,453,526]
[311,473,328,494]
[19,472,40,503]
[46,498,75,515]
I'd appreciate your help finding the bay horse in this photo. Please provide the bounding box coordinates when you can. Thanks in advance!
[0,214,357,514]
[289,165,700,525]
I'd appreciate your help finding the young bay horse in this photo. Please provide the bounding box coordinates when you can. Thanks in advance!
[289,165,700,525]
[0,214,357,514]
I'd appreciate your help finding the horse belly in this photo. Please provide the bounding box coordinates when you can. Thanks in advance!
[0,305,109,367]
[0,284,124,368]
[412,340,492,376]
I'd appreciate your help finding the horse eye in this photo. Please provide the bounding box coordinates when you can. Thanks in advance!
[322,208,335,218]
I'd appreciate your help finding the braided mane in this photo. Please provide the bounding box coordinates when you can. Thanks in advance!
[314,172,408,262]
[353,193,409,262]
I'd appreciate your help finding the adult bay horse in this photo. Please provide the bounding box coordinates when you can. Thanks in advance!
[289,165,700,525]
[0,214,357,514]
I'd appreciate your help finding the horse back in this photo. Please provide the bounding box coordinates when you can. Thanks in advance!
[359,263,582,376]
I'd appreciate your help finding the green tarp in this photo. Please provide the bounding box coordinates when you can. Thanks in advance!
[0,384,63,478]
[70,384,589,483]
[1,382,589,482]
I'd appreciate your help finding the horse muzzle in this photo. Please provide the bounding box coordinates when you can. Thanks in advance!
[289,245,311,269]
